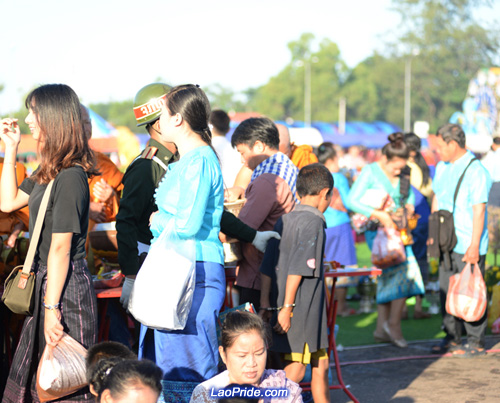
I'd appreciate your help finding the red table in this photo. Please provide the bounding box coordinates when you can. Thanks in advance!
[95,286,123,342]
[311,265,382,403]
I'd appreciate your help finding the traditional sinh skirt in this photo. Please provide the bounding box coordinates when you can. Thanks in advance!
[2,259,98,403]
[139,261,225,403]
[365,230,425,304]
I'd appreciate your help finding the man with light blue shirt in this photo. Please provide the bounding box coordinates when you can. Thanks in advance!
[432,123,492,356]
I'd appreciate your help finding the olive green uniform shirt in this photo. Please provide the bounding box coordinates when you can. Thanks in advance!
[116,139,176,275]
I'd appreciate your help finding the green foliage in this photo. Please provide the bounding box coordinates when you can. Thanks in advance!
[88,99,136,132]
[250,33,349,122]
[204,84,248,112]
[4,0,498,135]
[341,54,404,126]
[387,0,500,131]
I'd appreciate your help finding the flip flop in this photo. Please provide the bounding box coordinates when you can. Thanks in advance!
[452,344,487,358]
[431,339,459,354]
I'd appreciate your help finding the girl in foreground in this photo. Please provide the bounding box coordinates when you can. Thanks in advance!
[190,311,303,403]
[1,84,98,402]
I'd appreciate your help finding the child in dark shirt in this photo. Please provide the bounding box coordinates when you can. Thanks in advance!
[260,163,334,403]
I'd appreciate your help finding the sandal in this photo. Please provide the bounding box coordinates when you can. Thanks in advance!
[339,308,356,317]
[452,344,487,358]
[373,329,391,343]
[414,311,432,319]
[431,339,459,354]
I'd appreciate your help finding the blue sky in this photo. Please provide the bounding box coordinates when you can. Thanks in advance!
[1,0,499,114]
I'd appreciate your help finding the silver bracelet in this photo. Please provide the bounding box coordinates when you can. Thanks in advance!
[42,301,61,310]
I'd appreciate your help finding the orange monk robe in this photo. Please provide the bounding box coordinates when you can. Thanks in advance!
[0,158,29,235]
[290,144,319,170]
[88,152,124,229]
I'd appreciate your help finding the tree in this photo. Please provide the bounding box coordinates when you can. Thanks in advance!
[389,0,500,131]
[249,33,348,123]
[204,84,248,112]
[341,54,403,124]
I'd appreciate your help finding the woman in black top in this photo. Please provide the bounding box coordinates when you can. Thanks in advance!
[1,84,98,402]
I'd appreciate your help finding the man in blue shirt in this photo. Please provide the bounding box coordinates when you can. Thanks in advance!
[432,123,492,356]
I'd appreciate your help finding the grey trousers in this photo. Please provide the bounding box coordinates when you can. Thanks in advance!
[439,252,487,347]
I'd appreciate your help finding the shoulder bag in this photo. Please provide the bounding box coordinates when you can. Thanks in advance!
[428,158,477,270]
[1,180,54,315]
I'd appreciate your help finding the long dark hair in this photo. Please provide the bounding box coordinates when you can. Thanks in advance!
[25,84,97,184]
[404,132,430,187]
[165,84,221,162]
[165,84,212,145]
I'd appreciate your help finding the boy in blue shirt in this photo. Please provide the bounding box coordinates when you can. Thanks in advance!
[260,163,333,403]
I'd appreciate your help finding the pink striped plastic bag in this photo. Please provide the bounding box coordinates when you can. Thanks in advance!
[446,263,487,322]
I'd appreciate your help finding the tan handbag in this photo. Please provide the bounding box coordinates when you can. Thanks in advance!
[1,180,54,315]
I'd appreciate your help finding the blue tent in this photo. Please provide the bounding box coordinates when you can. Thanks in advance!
[225,119,401,149]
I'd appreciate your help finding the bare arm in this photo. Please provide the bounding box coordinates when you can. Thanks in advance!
[462,203,485,264]
[274,274,301,334]
[259,273,273,322]
[44,232,73,346]
[0,118,29,212]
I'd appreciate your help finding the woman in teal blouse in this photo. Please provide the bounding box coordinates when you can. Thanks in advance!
[347,133,424,348]
[138,84,225,402]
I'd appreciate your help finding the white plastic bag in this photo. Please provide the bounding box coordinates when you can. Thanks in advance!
[36,333,88,402]
[128,221,196,330]
[371,227,406,269]
[446,262,487,322]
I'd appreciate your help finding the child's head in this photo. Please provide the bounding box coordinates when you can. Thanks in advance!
[296,163,334,213]
[219,311,270,387]
[89,358,163,403]
[86,342,137,385]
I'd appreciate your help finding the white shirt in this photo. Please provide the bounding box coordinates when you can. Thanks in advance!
[212,135,243,187]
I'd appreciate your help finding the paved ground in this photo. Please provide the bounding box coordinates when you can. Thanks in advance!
[328,335,500,402]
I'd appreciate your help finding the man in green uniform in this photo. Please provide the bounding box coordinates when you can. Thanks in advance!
[116,83,177,280]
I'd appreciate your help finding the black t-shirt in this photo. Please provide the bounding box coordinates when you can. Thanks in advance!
[19,166,90,265]
[260,204,328,354]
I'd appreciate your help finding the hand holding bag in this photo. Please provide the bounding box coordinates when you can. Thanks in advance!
[128,220,196,330]
[36,332,88,402]
[1,180,54,315]
[446,262,487,322]
[371,227,406,269]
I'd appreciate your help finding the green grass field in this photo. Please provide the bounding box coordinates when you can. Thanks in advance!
[335,242,497,347]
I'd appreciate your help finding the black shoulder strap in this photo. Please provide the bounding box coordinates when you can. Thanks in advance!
[399,165,412,205]
[453,157,478,212]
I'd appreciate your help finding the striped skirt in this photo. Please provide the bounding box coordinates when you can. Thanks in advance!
[2,259,98,403]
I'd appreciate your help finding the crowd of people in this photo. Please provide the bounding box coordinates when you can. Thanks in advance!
[0,81,498,403]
